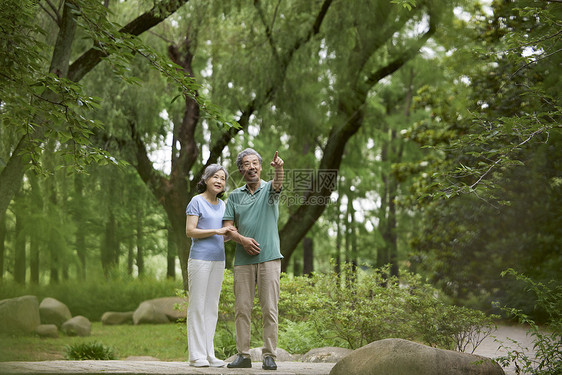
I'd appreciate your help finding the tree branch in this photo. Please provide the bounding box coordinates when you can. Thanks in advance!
[39,0,60,25]
[68,0,190,82]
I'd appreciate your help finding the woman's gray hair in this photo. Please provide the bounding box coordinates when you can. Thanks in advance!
[236,148,262,171]
[196,164,229,197]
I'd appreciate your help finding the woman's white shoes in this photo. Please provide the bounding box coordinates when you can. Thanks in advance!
[190,357,225,367]
[190,359,210,367]
[208,358,226,367]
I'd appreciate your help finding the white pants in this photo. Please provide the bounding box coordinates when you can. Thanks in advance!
[187,258,225,362]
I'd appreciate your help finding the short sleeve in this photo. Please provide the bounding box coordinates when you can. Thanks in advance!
[186,196,201,217]
[223,195,235,221]
[268,180,282,204]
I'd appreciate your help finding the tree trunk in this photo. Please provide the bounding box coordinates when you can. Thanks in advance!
[74,174,86,280]
[0,211,5,281]
[303,237,314,276]
[292,247,302,276]
[28,173,42,284]
[14,196,26,284]
[167,227,176,279]
[136,207,144,277]
[377,142,390,270]
[334,188,342,276]
[101,210,119,278]
[127,236,134,276]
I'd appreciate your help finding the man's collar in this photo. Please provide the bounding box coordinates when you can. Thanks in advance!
[242,179,266,193]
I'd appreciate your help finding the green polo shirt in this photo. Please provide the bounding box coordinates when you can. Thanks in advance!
[223,180,284,266]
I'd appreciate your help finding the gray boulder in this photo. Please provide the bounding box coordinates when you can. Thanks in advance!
[61,315,91,337]
[35,324,59,338]
[330,338,504,375]
[133,301,170,325]
[39,297,72,327]
[0,295,40,334]
[101,311,134,325]
[302,347,353,363]
[133,297,185,325]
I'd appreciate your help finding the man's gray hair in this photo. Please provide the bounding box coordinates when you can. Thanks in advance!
[197,164,229,195]
[236,148,263,170]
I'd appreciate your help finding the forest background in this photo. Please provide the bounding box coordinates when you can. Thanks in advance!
[0,0,560,334]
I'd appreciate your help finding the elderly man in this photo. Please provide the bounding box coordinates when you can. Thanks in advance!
[223,148,284,370]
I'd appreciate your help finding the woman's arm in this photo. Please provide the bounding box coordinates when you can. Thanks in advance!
[186,215,233,239]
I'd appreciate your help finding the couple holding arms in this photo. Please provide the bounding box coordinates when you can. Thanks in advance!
[185,148,284,370]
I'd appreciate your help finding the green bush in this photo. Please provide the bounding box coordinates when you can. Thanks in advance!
[307,264,496,351]
[495,269,561,375]
[213,326,237,359]
[278,320,344,354]
[213,264,495,354]
[64,341,116,360]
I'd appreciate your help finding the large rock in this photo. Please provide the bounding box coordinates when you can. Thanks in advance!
[35,324,59,338]
[0,295,41,334]
[61,315,91,337]
[330,338,504,375]
[39,297,72,327]
[101,311,134,325]
[133,297,185,325]
[302,347,353,363]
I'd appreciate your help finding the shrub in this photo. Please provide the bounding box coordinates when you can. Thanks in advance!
[278,320,344,354]
[64,341,116,360]
[308,263,496,351]
[213,326,237,359]
[191,264,496,355]
[494,269,561,375]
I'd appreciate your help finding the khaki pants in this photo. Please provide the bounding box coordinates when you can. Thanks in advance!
[233,259,281,359]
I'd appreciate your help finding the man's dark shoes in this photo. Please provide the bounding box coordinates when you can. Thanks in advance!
[262,356,277,370]
[227,355,251,368]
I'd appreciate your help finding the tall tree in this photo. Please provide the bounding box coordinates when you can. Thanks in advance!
[278,0,450,270]
[405,0,561,310]
[0,0,205,221]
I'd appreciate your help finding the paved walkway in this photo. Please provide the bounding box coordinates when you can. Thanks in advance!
[0,325,536,375]
[0,360,335,375]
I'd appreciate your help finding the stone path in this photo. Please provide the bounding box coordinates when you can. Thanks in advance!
[0,360,335,375]
[0,325,537,375]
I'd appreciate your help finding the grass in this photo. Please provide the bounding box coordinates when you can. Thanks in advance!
[0,323,188,362]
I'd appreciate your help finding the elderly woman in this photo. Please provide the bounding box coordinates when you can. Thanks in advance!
[185,164,235,368]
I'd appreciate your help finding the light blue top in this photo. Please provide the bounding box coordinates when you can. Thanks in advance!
[186,194,226,261]
[223,180,283,266]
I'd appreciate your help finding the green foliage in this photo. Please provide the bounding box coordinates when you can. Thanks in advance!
[0,322,186,361]
[495,270,561,375]
[402,0,562,317]
[307,263,495,350]
[0,0,122,174]
[278,320,339,354]
[64,341,116,360]
[210,265,496,353]
[390,0,417,11]
[213,326,237,359]
[72,0,239,130]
